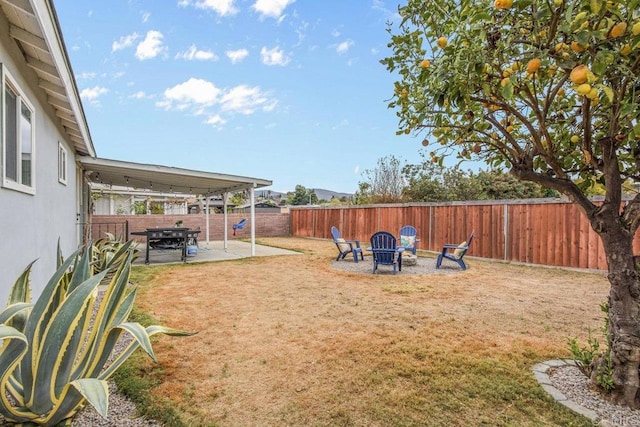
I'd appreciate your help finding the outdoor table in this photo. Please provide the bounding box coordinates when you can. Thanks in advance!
[366,246,405,271]
[131,227,201,264]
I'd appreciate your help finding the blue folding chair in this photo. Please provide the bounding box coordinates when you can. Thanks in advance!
[436,231,475,270]
[398,225,420,255]
[331,226,363,263]
[370,231,403,274]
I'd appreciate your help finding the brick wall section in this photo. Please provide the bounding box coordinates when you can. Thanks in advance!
[92,214,290,243]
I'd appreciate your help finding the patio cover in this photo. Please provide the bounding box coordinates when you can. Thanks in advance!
[78,156,272,255]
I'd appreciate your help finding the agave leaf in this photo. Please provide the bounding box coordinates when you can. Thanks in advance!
[30,270,107,414]
[99,325,197,380]
[0,325,33,423]
[0,303,33,326]
[54,291,95,396]
[21,249,81,406]
[5,261,35,335]
[67,243,93,294]
[70,378,109,418]
[82,291,137,378]
[81,251,133,376]
[118,322,157,362]
[6,260,34,306]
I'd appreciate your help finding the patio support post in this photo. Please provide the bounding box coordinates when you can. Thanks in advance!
[205,196,210,244]
[223,192,229,251]
[250,185,256,256]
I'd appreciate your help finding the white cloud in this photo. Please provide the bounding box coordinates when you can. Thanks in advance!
[112,33,139,52]
[226,48,249,64]
[260,46,290,66]
[354,165,360,175]
[176,45,218,61]
[130,91,147,99]
[77,72,97,80]
[252,0,295,19]
[220,85,271,114]
[80,86,108,105]
[135,31,167,60]
[141,11,151,23]
[184,0,238,16]
[206,115,227,127]
[158,78,222,109]
[157,78,276,127]
[336,40,353,54]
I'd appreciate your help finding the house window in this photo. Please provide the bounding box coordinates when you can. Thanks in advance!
[2,66,35,194]
[58,142,67,185]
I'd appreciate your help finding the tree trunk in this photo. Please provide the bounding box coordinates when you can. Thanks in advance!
[595,216,640,408]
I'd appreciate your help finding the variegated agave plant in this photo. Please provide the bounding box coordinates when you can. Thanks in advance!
[0,241,195,425]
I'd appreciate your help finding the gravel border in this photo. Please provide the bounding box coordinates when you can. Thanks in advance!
[535,360,640,426]
[331,254,464,275]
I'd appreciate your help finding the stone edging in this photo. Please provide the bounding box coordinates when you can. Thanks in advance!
[532,359,600,423]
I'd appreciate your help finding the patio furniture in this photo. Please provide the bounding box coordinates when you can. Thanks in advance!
[331,226,364,263]
[233,218,247,236]
[398,225,420,255]
[131,227,201,264]
[369,231,404,274]
[436,231,475,270]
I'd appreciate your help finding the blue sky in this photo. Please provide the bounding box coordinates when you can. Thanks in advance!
[54,0,426,194]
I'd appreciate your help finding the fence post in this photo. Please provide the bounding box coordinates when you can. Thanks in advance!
[429,205,433,251]
[503,204,509,261]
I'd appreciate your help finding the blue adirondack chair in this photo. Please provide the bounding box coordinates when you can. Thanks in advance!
[398,225,420,255]
[436,231,475,270]
[331,226,363,263]
[232,218,247,236]
[370,231,403,274]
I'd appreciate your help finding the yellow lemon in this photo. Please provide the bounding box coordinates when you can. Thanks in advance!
[437,37,448,49]
[571,41,586,52]
[494,0,513,9]
[576,83,591,95]
[570,135,580,143]
[570,65,589,84]
[557,88,565,97]
[608,22,627,38]
[586,87,598,99]
[506,125,514,132]
[633,21,640,36]
[526,58,542,73]
[620,44,631,56]
[420,59,431,68]
[501,77,511,87]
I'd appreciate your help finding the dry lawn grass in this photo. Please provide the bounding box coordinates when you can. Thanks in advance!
[130,237,609,426]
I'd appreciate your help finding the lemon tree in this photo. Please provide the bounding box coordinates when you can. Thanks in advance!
[383,0,640,407]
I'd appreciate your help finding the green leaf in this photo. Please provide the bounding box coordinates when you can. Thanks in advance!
[70,378,109,418]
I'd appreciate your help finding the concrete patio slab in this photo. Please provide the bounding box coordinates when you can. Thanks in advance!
[132,240,300,266]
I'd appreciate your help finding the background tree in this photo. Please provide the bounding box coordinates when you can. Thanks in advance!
[287,185,317,205]
[229,191,247,209]
[383,0,640,405]
[476,170,559,199]
[355,155,407,204]
[402,159,484,201]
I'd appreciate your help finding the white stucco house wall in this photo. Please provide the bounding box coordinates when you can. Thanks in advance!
[0,0,95,304]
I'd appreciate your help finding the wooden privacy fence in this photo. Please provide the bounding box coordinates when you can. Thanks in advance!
[291,199,640,271]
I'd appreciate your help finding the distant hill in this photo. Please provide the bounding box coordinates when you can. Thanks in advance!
[312,188,353,201]
[256,188,353,201]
